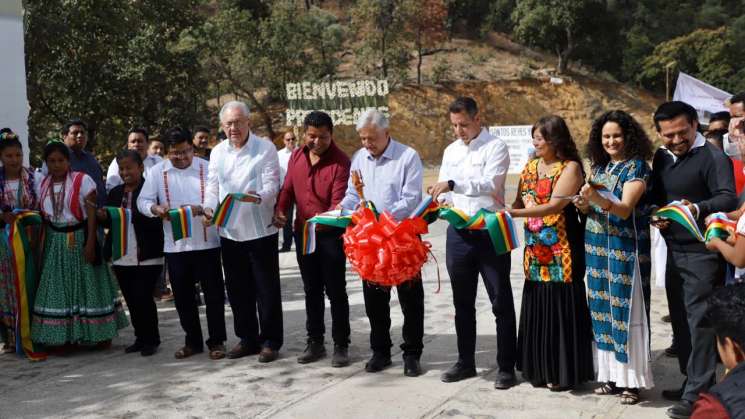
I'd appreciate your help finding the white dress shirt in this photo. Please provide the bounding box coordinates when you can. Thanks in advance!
[277,146,293,185]
[437,128,510,216]
[106,154,162,192]
[205,132,280,242]
[137,157,220,253]
[339,138,423,221]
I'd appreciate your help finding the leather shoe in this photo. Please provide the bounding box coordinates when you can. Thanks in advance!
[666,400,692,419]
[124,342,144,354]
[403,356,422,377]
[364,353,391,372]
[331,345,350,368]
[662,386,684,401]
[297,340,326,364]
[440,362,477,383]
[227,342,261,359]
[665,344,678,357]
[494,370,517,389]
[140,344,158,357]
[258,347,279,363]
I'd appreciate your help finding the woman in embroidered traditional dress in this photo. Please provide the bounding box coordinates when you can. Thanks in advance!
[32,142,128,347]
[509,115,594,390]
[573,110,655,404]
[98,150,164,356]
[0,129,38,353]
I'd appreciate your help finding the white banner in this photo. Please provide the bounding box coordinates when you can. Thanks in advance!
[672,72,731,123]
[489,125,533,174]
[0,2,29,165]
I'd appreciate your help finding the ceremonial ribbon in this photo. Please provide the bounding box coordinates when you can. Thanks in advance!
[7,210,46,361]
[655,201,704,241]
[589,182,621,204]
[168,206,193,242]
[302,209,353,255]
[704,212,737,242]
[104,207,131,261]
[212,193,261,228]
[438,207,520,255]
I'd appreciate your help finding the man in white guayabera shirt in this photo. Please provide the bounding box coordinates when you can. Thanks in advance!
[137,127,226,361]
[203,101,283,363]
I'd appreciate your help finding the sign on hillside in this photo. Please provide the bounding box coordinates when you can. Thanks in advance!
[285,79,389,127]
[489,125,534,174]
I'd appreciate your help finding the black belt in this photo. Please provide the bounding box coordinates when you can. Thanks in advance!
[48,222,85,233]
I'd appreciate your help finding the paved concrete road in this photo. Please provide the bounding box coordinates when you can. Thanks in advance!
[1,220,690,419]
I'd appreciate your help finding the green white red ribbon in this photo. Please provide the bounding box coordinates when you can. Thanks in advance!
[212,193,261,228]
[704,212,737,242]
[105,207,131,261]
[168,206,193,242]
[438,207,520,255]
[655,201,705,242]
[7,210,45,361]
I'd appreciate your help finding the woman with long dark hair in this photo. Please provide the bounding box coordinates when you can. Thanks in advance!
[0,129,38,354]
[509,115,594,390]
[32,141,128,347]
[574,110,654,404]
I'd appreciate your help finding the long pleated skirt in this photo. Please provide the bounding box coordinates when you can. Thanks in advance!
[517,279,595,388]
[31,226,128,345]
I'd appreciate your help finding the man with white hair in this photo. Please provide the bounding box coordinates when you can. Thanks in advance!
[204,101,283,363]
[339,109,425,377]
[428,97,516,389]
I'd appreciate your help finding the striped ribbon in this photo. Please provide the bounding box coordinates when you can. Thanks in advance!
[7,210,46,361]
[168,206,193,242]
[212,193,261,228]
[301,197,519,256]
[438,207,520,255]
[105,207,131,261]
[302,209,354,255]
[655,201,704,242]
[704,212,737,242]
[409,195,440,224]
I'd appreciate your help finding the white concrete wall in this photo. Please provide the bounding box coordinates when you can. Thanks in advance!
[0,1,30,164]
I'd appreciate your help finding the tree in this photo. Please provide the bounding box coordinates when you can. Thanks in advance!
[190,0,346,137]
[403,0,448,85]
[351,0,411,85]
[512,0,606,74]
[637,27,743,93]
[24,0,209,163]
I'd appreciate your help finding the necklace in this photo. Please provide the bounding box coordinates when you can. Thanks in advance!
[50,177,67,220]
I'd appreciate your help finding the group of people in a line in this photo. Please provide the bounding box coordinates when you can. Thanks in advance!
[1,95,745,419]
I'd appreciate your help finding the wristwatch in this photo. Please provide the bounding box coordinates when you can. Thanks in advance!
[447,180,455,191]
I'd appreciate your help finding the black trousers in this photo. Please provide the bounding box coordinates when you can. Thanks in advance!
[665,249,723,403]
[281,203,294,250]
[362,276,424,359]
[221,234,283,350]
[294,229,350,346]
[445,226,516,372]
[112,265,162,346]
[165,248,226,350]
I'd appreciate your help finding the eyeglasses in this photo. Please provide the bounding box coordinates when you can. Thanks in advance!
[169,149,193,158]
